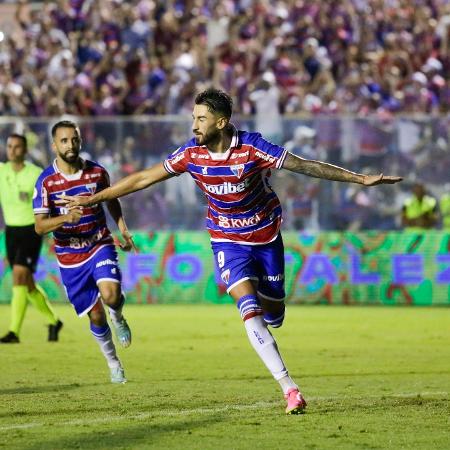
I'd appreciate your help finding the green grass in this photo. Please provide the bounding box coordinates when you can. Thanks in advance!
[1,305,449,450]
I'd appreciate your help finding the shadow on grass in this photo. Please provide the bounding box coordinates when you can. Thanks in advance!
[0,383,102,395]
[22,414,223,450]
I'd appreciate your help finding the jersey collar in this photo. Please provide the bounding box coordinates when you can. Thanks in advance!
[206,125,239,161]
[53,158,86,181]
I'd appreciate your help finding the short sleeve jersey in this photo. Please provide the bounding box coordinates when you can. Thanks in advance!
[0,161,43,226]
[33,159,114,267]
[163,128,287,244]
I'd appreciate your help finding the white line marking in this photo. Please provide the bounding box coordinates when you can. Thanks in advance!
[0,391,447,431]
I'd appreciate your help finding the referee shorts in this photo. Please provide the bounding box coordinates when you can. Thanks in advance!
[5,225,43,273]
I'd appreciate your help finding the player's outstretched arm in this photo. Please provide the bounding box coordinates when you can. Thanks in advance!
[282,152,402,185]
[61,162,174,207]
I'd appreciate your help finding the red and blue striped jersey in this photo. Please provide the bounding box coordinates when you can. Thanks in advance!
[33,159,114,267]
[163,128,288,244]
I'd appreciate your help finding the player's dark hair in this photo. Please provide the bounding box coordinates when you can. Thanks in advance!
[51,120,79,138]
[195,88,233,119]
[8,133,27,150]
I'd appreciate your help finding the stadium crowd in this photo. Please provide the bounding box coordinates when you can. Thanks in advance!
[0,0,449,117]
[1,0,450,232]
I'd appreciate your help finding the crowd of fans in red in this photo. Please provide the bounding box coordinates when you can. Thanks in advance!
[1,0,449,117]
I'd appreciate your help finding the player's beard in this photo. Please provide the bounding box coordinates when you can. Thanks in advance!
[58,148,80,164]
[194,127,221,147]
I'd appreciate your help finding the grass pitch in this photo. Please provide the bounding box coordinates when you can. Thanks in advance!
[1,304,449,450]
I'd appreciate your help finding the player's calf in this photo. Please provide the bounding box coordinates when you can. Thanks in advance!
[263,303,286,328]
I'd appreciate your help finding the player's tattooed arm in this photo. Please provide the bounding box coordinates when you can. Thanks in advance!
[282,152,402,186]
[60,162,174,207]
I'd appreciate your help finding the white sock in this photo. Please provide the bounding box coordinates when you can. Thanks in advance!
[278,375,299,395]
[244,315,289,381]
[90,323,121,369]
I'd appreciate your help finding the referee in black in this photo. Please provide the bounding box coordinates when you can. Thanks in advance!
[0,133,63,343]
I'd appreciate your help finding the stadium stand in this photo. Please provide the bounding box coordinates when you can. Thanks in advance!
[0,0,448,116]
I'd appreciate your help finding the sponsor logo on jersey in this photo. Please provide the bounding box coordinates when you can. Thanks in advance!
[218,213,261,228]
[42,186,48,207]
[48,179,65,187]
[85,173,101,179]
[221,269,230,284]
[192,153,210,159]
[255,150,275,164]
[262,274,285,282]
[95,258,118,268]
[68,230,103,249]
[202,166,208,175]
[231,164,245,178]
[231,151,249,159]
[170,151,185,164]
[203,179,250,195]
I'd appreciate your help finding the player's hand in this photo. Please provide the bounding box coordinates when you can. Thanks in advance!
[362,174,403,186]
[65,207,83,224]
[116,230,138,253]
[57,194,94,208]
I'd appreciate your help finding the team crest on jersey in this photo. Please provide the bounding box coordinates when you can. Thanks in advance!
[221,269,230,284]
[231,164,244,178]
[86,183,97,194]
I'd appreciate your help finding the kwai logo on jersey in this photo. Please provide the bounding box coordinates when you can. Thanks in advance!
[221,269,230,284]
[231,164,245,178]
[218,213,261,228]
[203,179,250,195]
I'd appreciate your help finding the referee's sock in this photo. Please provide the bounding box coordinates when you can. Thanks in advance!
[27,285,58,325]
[10,285,28,335]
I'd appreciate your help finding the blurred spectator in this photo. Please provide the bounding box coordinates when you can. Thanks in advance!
[284,125,316,159]
[282,174,320,231]
[439,185,450,230]
[249,71,283,144]
[401,182,439,231]
[1,0,448,117]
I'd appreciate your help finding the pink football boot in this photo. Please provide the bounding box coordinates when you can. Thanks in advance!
[285,388,307,414]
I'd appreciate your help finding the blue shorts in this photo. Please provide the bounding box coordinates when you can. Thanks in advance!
[59,245,122,316]
[211,234,285,301]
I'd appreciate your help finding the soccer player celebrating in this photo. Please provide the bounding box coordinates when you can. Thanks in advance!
[61,89,402,412]
[0,133,63,344]
[33,121,134,384]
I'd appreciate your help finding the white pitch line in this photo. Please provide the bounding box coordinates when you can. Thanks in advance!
[0,391,448,432]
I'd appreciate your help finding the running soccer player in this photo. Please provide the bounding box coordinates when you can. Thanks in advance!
[0,133,63,344]
[33,121,133,384]
[61,88,402,412]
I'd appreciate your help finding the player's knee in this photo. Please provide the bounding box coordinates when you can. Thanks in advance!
[100,285,121,306]
[12,265,31,285]
[88,301,106,325]
[263,303,285,328]
[236,294,263,321]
